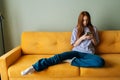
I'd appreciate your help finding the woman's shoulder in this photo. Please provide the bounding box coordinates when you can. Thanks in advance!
[72,26,78,31]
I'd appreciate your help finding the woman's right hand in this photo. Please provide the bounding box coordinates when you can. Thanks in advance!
[80,34,87,41]
[80,33,93,41]
[73,33,91,47]
[73,34,87,47]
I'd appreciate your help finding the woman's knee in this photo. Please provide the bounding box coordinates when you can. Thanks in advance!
[94,57,105,67]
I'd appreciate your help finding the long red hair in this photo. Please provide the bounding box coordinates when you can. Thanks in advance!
[77,11,95,39]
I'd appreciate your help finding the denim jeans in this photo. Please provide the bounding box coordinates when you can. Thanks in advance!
[32,51,105,71]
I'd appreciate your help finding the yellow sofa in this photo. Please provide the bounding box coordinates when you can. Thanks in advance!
[0,31,120,80]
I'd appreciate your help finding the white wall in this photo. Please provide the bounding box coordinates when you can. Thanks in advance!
[2,0,120,52]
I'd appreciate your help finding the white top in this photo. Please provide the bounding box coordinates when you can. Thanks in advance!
[71,26,99,54]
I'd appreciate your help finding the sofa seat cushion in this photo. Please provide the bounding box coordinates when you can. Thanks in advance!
[8,55,79,78]
[80,54,120,77]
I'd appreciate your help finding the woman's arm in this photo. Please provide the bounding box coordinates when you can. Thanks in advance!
[87,33,98,46]
[91,37,97,46]
[73,34,87,47]
[91,26,99,46]
[72,33,98,47]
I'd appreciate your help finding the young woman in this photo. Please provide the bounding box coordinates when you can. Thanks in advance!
[21,11,105,76]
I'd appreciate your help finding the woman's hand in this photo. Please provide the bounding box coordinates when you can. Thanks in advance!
[85,33,97,46]
[80,34,88,40]
[81,33,93,40]
[73,33,91,47]
[73,34,86,47]
[85,34,93,40]
[73,33,97,47]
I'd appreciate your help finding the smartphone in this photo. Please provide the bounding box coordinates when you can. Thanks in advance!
[86,32,92,35]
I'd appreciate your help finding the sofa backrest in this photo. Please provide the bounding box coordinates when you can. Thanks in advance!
[96,30,120,54]
[21,31,120,55]
[21,32,73,54]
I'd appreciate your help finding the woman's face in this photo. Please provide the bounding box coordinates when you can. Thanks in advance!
[83,16,88,27]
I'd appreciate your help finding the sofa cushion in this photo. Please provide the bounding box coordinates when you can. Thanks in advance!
[21,32,73,55]
[80,54,120,77]
[8,55,79,78]
[96,31,120,54]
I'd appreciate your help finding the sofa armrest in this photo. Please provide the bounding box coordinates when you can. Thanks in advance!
[0,46,22,80]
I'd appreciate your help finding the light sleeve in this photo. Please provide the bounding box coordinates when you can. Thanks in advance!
[71,27,78,45]
[93,26,99,44]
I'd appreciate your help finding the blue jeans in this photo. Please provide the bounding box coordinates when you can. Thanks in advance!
[32,51,105,71]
